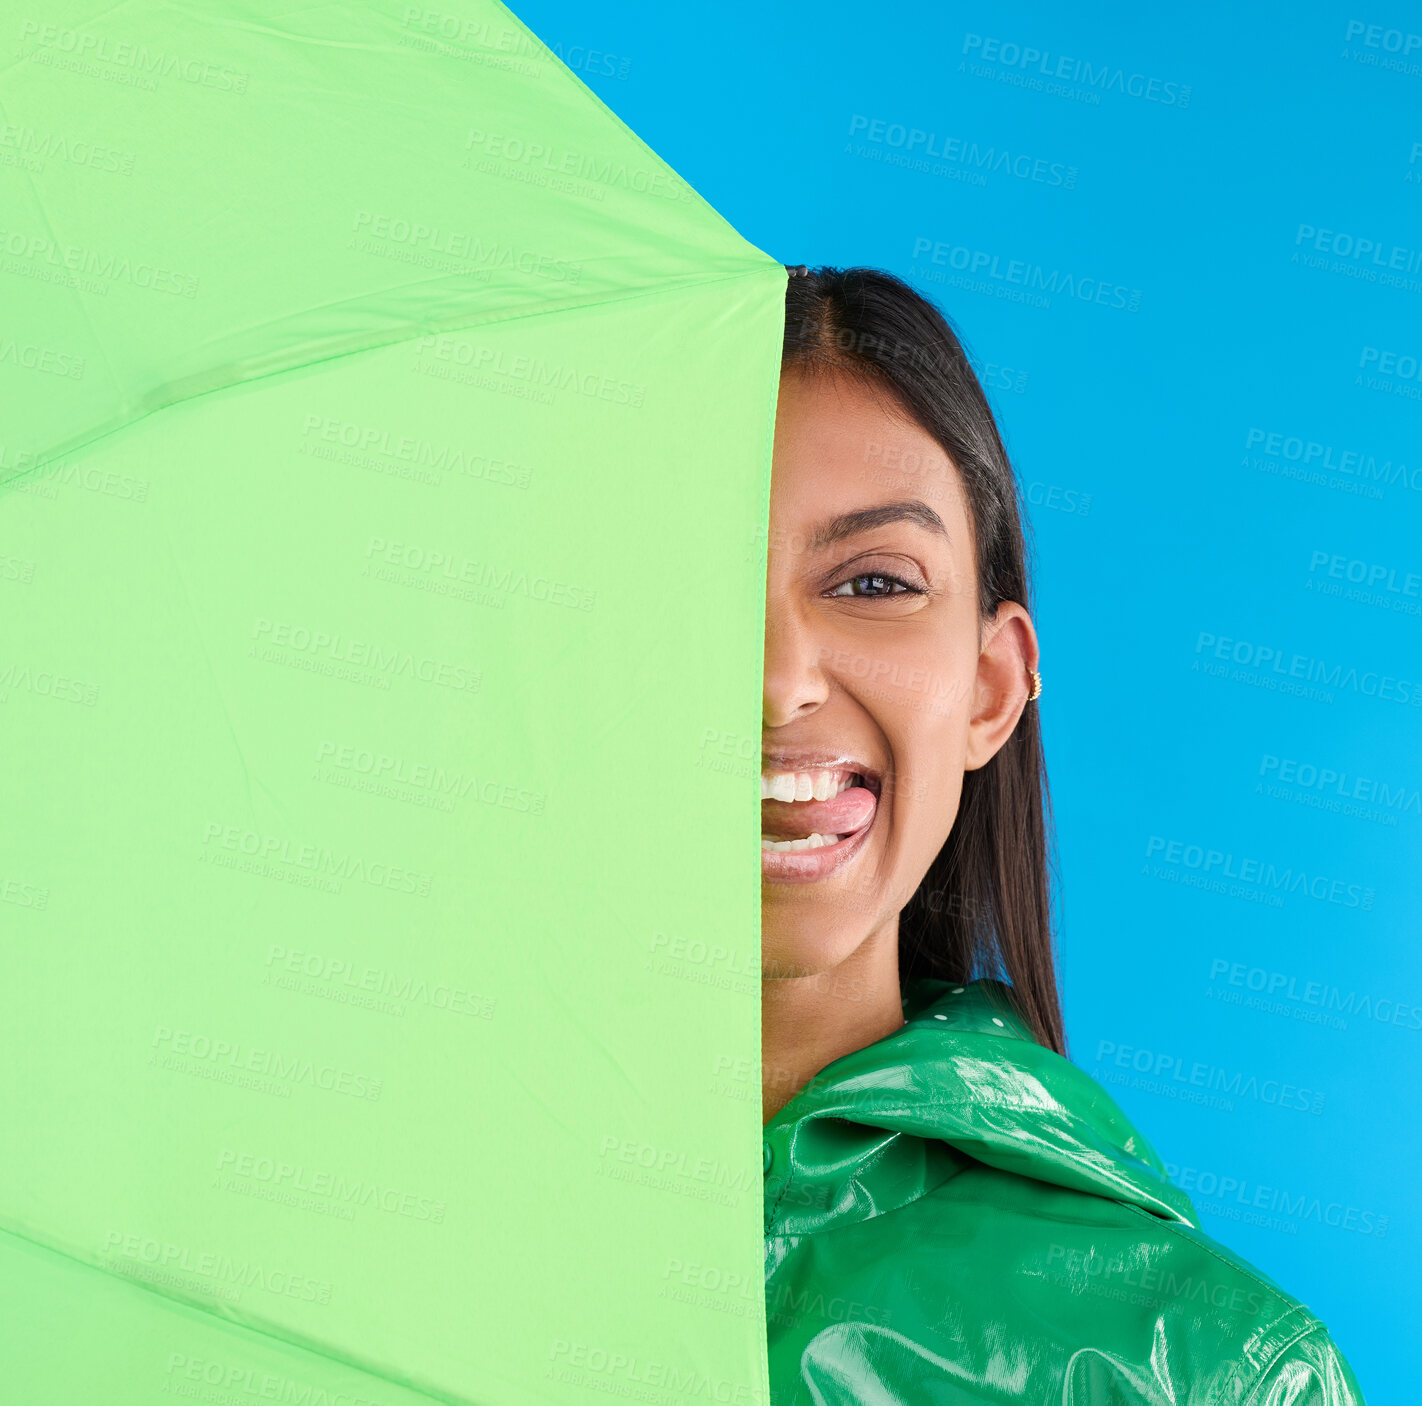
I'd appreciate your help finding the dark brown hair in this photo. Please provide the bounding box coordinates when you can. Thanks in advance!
[782,265,1066,1058]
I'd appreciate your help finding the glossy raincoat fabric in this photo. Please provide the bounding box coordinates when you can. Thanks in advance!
[763,978,1367,1404]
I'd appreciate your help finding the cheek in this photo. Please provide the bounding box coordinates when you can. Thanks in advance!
[869,622,978,727]
[883,768,965,920]
[892,746,964,845]
[865,659,975,792]
[878,711,969,875]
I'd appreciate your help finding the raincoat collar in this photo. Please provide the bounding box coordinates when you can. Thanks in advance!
[763,977,1199,1236]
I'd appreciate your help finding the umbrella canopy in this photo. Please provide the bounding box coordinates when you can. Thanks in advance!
[1,4,783,1402]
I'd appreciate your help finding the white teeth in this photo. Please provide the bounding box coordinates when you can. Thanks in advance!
[767,773,798,802]
[761,832,842,852]
[760,769,859,801]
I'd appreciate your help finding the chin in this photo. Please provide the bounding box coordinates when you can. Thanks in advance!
[760,924,868,982]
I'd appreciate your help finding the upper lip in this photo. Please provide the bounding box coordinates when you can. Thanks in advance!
[761,749,883,798]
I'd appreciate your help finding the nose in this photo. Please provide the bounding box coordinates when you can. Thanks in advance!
[763,590,831,729]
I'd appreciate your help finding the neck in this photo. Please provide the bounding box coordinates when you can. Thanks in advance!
[761,918,904,1125]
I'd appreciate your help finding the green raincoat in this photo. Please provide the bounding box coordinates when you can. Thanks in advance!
[763,978,1367,1403]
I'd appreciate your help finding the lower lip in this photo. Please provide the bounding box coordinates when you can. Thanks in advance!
[760,806,876,885]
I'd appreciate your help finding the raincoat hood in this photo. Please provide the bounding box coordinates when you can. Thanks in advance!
[762,977,1367,1405]
[763,977,1195,1237]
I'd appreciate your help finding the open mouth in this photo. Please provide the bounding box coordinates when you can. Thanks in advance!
[760,765,881,853]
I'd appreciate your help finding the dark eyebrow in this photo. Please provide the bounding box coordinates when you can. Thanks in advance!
[806,499,949,552]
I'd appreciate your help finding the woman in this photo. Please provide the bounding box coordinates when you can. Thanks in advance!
[759,266,1367,1404]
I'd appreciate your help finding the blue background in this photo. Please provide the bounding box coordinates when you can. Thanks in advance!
[514,2,1421,1398]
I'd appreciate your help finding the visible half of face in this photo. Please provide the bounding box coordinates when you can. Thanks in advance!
[761,365,999,979]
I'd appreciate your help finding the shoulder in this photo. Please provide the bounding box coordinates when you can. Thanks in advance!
[1244,1309,1369,1404]
[1118,1201,1366,1403]
[897,985,1367,1400]
[906,1168,1370,1403]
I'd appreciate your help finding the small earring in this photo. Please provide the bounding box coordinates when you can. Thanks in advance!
[1027,669,1042,701]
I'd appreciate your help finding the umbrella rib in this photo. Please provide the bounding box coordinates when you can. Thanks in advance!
[0,263,783,496]
[0,1218,496,1406]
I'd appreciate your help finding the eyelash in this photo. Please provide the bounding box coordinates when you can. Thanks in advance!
[827,572,925,600]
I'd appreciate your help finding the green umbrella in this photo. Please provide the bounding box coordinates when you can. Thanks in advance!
[0,4,783,1401]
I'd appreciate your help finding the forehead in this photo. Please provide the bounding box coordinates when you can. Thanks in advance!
[771,367,965,523]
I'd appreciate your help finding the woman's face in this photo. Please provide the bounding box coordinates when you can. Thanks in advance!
[761,366,1037,978]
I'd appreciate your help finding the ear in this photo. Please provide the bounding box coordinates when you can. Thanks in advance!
[964,601,1038,771]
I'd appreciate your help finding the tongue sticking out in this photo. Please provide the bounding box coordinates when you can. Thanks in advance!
[761,783,877,841]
